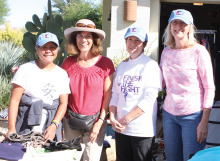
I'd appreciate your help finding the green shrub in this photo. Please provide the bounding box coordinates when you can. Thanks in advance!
[0,41,27,77]
[111,50,129,68]
[0,23,24,46]
[0,76,11,111]
[0,41,27,111]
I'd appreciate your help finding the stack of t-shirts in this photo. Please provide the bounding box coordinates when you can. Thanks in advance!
[2,131,45,148]
[43,136,82,151]
[0,143,26,161]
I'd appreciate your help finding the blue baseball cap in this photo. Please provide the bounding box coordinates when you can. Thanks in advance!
[124,26,148,42]
[168,9,193,25]
[36,32,59,47]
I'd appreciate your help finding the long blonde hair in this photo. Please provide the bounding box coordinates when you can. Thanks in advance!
[162,23,197,48]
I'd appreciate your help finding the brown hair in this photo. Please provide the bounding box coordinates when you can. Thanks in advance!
[65,31,103,56]
[125,38,147,52]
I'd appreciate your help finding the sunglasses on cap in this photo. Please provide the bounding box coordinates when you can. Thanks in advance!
[76,23,96,29]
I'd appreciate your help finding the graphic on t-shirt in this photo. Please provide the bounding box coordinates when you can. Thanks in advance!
[41,83,56,100]
[120,75,142,101]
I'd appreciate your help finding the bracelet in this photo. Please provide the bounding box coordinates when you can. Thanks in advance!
[51,120,60,128]
[99,118,106,122]
[52,120,60,124]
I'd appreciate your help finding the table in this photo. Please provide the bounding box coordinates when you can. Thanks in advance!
[20,144,85,161]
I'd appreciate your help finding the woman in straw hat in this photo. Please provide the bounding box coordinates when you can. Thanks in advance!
[160,9,215,161]
[61,19,115,160]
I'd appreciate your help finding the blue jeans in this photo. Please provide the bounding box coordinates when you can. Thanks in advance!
[163,109,205,161]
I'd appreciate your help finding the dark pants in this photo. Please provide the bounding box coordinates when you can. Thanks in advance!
[115,132,155,161]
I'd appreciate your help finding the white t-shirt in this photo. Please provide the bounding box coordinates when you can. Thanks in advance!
[11,61,70,132]
[110,53,162,137]
[12,61,70,105]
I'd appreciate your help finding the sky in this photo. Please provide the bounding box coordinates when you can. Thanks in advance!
[3,0,48,29]
[2,0,101,29]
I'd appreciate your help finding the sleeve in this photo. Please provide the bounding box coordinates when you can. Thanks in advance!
[11,64,27,89]
[137,88,159,113]
[104,57,115,78]
[61,57,70,71]
[197,46,215,109]
[159,50,166,88]
[109,67,119,107]
[137,61,163,112]
[59,70,71,95]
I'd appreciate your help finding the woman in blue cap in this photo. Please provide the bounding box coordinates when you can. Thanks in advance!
[160,9,215,161]
[6,32,70,142]
[109,26,162,161]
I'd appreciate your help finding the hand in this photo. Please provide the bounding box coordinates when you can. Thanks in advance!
[89,121,102,143]
[11,66,20,74]
[197,121,208,144]
[5,129,17,139]
[43,124,56,144]
[110,118,126,133]
[118,117,128,126]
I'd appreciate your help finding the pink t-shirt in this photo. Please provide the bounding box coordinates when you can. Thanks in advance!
[61,55,115,115]
[160,44,215,115]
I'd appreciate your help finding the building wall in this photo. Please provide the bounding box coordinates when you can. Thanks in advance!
[103,0,151,60]
[161,0,220,4]
[149,0,160,61]
[102,0,112,58]
[102,0,220,61]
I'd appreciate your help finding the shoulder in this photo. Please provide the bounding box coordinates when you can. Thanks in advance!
[193,44,209,57]
[143,56,160,69]
[137,54,158,65]
[63,55,77,63]
[160,47,172,59]
[21,61,35,67]
[100,56,114,65]
[162,46,172,52]
[194,43,207,51]
[98,56,115,68]
[18,61,36,71]
[61,55,77,70]
[55,66,69,76]
[98,56,115,76]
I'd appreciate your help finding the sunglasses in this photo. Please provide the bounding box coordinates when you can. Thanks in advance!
[76,23,96,29]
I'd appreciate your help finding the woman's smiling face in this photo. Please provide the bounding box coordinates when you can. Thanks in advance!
[171,19,190,40]
[126,36,144,60]
[36,42,58,64]
[76,31,93,53]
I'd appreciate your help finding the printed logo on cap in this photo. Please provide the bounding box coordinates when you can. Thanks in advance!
[131,28,137,32]
[176,11,183,15]
[45,34,52,39]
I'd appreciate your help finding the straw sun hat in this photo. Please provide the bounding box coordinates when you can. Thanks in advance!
[64,19,106,41]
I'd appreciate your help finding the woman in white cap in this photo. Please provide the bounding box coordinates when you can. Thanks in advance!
[160,9,215,161]
[61,19,115,160]
[6,32,70,142]
[109,26,162,161]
